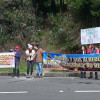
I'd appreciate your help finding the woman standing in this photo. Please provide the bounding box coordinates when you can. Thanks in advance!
[80,45,87,78]
[25,44,35,78]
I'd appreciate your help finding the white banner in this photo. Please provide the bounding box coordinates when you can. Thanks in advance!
[0,52,15,68]
[81,27,100,44]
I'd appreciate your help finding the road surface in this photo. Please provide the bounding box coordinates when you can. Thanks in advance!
[0,76,100,100]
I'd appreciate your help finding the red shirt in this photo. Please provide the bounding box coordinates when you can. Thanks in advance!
[87,48,99,54]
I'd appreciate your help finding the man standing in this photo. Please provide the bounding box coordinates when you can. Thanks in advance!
[12,46,21,77]
[34,44,44,78]
[87,44,99,79]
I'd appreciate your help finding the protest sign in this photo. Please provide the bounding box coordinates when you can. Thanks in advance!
[43,52,100,71]
[0,52,15,68]
[81,27,100,44]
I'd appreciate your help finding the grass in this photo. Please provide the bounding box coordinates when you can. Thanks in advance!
[50,69,70,72]
[0,61,36,73]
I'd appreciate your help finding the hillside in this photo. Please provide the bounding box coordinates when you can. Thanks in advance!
[0,0,100,54]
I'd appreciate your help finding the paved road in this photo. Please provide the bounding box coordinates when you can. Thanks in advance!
[0,76,100,100]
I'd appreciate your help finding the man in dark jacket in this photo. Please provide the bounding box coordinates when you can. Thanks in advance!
[12,46,21,77]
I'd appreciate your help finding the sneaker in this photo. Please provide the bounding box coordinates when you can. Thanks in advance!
[31,73,34,78]
[39,74,43,78]
[34,74,39,78]
[84,76,86,78]
[95,77,99,80]
[88,77,93,79]
[12,74,16,77]
[17,74,19,77]
[12,75,15,77]
[26,74,30,78]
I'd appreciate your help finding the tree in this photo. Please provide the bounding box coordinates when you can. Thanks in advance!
[60,0,64,12]
[73,0,92,22]
[51,0,56,13]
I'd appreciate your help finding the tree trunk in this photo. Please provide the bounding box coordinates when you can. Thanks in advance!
[62,0,64,5]
[32,0,36,8]
[60,0,64,12]
[60,0,62,12]
[51,0,56,13]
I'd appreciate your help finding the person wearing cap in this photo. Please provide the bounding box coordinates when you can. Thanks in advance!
[87,44,99,79]
[25,44,35,78]
[12,46,21,77]
[33,44,45,78]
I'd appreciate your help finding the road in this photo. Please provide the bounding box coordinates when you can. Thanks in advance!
[0,76,100,100]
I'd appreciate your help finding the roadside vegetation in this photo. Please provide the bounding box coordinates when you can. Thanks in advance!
[0,0,100,72]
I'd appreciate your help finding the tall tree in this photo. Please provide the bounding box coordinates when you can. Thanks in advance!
[60,0,64,12]
[51,0,56,13]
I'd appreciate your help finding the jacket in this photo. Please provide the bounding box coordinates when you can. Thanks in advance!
[80,50,87,54]
[35,48,44,63]
[87,47,99,54]
[25,50,35,61]
[15,50,21,62]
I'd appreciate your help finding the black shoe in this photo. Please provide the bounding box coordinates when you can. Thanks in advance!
[84,75,86,78]
[12,75,15,77]
[95,77,99,80]
[80,77,83,78]
[34,74,39,78]
[88,77,93,79]
[17,74,19,77]
[39,74,43,78]
[26,75,30,78]
[84,76,86,78]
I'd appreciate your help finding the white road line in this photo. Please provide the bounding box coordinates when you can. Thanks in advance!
[59,90,64,93]
[0,91,28,94]
[75,90,100,93]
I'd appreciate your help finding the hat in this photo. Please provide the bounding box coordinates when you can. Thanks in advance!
[28,44,33,49]
[15,46,19,49]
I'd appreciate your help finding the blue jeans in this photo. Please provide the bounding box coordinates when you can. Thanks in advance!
[36,63,43,75]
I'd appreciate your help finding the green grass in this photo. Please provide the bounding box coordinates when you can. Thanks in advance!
[0,61,36,73]
[0,68,13,73]
[50,69,70,72]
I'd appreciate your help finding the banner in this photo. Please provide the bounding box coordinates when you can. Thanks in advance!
[43,52,100,71]
[0,52,15,68]
[81,27,100,44]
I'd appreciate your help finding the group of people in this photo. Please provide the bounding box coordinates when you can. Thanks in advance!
[80,44,99,79]
[25,44,44,78]
[10,44,44,78]
[9,43,99,79]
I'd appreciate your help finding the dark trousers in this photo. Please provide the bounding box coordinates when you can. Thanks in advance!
[13,62,19,77]
[27,60,34,75]
[89,72,98,79]
[80,71,86,78]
